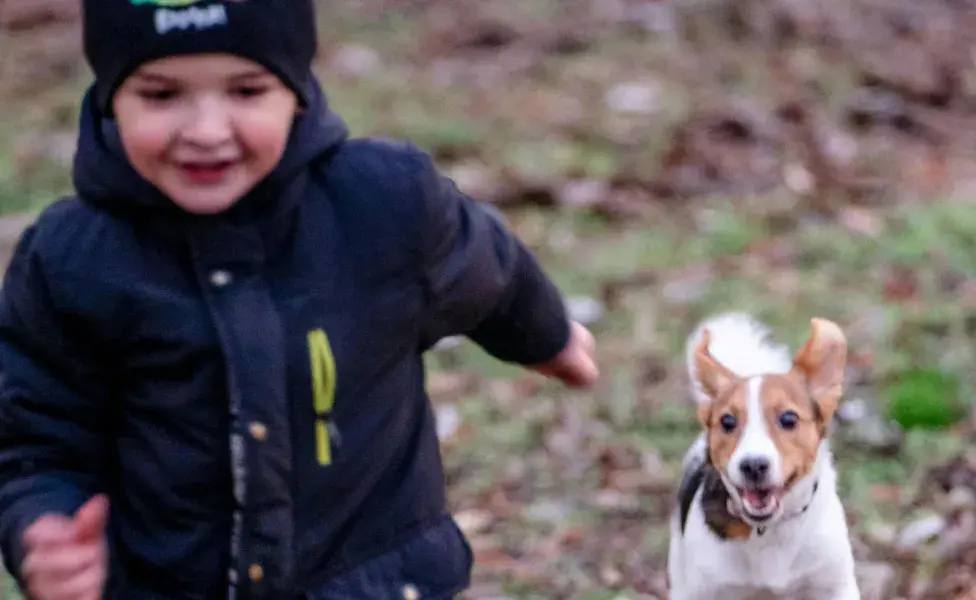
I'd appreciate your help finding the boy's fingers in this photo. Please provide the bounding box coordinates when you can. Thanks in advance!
[529,322,598,387]
[50,559,106,600]
[572,322,596,354]
[73,495,109,542]
[567,358,599,388]
[22,541,101,582]
[547,352,597,389]
[576,348,599,384]
[23,516,75,550]
[580,355,600,384]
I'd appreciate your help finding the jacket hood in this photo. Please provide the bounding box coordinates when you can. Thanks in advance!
[72,76,349,217]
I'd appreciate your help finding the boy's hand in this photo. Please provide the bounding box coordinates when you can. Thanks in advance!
[21,495,109,600]
[530,321,599,388]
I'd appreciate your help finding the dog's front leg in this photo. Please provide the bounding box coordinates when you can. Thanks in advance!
[822,576,860,600]
[804,570,860,600]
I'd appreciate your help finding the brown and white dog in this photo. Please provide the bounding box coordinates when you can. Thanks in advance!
[667,313,860,600]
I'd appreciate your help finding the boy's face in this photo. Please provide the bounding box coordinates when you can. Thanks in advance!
[112,53,299,215]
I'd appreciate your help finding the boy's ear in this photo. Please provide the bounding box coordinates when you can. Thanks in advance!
[790,318,847,428]
[691,329,737,427]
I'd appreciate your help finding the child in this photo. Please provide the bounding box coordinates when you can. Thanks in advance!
[0,1,598,599]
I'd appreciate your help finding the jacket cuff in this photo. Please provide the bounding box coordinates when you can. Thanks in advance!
[466,246,572,365]
[1,487,83,588]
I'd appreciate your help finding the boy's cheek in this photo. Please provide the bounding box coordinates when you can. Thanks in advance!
[114,118,173,178]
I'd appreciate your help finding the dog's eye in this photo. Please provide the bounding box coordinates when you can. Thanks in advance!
[719,414,737,433]
[778,410,799,430]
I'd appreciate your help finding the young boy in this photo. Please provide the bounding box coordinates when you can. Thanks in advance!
[0,1,598,599]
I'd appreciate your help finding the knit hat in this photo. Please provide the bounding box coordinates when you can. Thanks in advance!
[82,0,318,114]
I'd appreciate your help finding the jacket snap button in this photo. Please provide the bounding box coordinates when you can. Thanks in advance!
[248,563,264,583]
[402,583,420,600]
[209,270,232,287]
[248,422,268,441]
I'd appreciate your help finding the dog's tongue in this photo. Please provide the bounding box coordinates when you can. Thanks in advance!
[743,489,773,509]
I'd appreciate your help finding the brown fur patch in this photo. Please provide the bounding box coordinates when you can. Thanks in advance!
[723,521,754,540]
[693,330,737,411]
[700,380,750,477]
[756,375,823,487]
[693,330,750,473]
[790,318,847,427]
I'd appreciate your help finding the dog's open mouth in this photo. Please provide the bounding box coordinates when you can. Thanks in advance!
[736,487,782,521]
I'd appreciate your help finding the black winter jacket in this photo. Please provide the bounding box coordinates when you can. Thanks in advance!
[0,80,570,599]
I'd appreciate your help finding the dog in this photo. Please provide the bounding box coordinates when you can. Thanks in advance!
[666,313,860,600]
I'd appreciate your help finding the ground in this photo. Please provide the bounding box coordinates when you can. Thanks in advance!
[2,0,976,598]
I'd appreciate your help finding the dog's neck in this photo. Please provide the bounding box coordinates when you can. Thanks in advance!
[701,441,829,541]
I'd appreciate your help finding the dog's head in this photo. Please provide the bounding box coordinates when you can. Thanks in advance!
[691,318,846,525]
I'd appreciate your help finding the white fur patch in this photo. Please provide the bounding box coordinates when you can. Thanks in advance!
[728,377,784,489]
[686,313,792,406]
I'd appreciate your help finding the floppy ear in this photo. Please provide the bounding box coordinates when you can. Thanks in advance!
[791,318,847,428]
[691,329,738,427]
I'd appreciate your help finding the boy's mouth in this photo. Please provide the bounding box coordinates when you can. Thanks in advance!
[179,160,237,184]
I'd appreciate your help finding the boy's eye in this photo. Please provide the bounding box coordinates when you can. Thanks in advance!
[138,88,179,102]
[233,85,269,98]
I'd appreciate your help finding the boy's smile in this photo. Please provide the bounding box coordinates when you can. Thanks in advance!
[111,53,299,215]
[179,159,239,185]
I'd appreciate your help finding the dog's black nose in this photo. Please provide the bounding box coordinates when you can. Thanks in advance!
[739,456,770,483]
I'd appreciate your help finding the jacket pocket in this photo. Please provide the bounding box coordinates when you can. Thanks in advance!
[306,515,473,600]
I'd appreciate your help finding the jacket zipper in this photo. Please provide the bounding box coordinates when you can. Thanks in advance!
[307,329,339,465]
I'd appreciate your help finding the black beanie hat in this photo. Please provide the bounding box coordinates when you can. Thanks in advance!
[82,0,318,114]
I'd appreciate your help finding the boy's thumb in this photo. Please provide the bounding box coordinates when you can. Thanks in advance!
[73,494,109,542]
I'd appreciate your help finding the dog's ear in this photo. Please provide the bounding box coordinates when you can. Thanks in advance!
[691,329,737,427]
[790,318,847,429]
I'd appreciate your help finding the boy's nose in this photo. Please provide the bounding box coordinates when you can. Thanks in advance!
[182,100,233,145]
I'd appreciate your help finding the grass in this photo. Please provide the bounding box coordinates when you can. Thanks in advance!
[0,0,974,597]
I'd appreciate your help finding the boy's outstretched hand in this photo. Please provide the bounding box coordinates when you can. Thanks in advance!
[530,321,599,388]
[21,494,109,600]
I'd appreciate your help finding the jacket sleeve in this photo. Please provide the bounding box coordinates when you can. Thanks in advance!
[413,149,571,365]
[0,223,110,584]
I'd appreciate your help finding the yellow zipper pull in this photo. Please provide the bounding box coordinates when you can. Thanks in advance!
[307,329,338,466]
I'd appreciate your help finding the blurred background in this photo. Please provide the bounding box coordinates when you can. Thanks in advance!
[2,0,976,598]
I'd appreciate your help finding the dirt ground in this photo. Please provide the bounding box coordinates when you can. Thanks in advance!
[3,1,976,598]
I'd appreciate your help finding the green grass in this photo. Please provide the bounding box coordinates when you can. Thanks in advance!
[0,0,974,596]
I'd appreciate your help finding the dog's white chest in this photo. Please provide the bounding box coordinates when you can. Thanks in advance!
[678,506,810,594]
[668,490,858,600]
[698,535,799,589]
